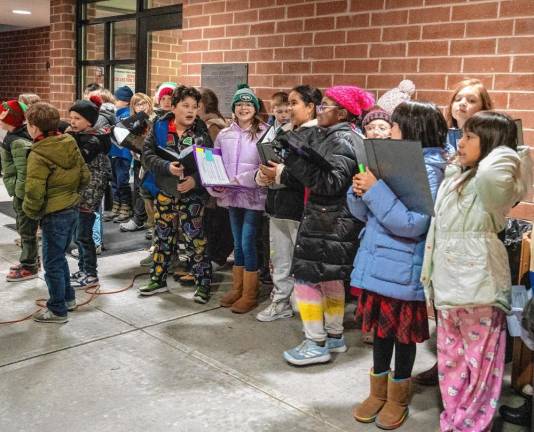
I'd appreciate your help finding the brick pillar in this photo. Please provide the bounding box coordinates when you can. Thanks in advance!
[49,0,76,116]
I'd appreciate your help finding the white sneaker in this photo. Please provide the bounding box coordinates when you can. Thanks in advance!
[256,301,294,322]
[70,246,101,257]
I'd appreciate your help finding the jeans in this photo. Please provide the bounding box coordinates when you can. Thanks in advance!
[41,208,77,316]
[12,196,39,270]
[93,209,102,247]
[228,207,262,272]
[111,157,131,205]
[75,210,97,276]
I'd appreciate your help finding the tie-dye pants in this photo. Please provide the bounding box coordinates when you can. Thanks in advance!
[151,192,211,288]
[437,306,506,432]
[294,280,345,342]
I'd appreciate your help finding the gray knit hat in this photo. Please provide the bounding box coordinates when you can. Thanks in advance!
[377,80,416,115]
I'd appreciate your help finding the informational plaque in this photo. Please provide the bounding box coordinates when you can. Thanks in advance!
[201,63,248,117]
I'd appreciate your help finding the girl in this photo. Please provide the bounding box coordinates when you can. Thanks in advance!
[280,85,373,366]
[422,111,531,432]
[350,101,447,430]
[255,85,322,322]
[209,84,268,314]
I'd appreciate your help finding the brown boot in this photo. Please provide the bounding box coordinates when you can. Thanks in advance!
[230,270,259,313]
[375,375,411,430]
[220,266,244,307]
[412,362,438,386]
[353,369,389,423]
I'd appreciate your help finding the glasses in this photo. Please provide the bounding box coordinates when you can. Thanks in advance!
[135,101,148,107]
[235,102,254,108]
[364,124,391,132]
[316,104,339,113]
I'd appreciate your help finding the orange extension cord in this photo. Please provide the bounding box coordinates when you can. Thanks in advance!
[0,271,149,325]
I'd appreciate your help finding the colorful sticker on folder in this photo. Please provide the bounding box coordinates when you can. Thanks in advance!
[205,148,214,161]
[196,147,204,154]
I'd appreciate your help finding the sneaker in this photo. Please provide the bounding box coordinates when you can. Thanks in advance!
[77,275,99,289]
[120,219,145,232]
[283,339,331,366]
[140,254,153,267]
[256,301,294,322]
[326,336,348,353]
[138,280,168,296]
[70,270,85,281]
[145,229,153,241]
[66,299,77,311]
[193,285,211,304]
[178,273,195,285]
[70,248,80,258]
[32,309,68,324]
[6,267,38,282]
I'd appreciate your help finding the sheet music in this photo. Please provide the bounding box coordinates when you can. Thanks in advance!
[195,147,233,186]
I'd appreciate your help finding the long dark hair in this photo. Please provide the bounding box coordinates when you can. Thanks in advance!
[391,101,448,149]
[199,87,224,120]
[290,85,322,120]
[455,111,518,192]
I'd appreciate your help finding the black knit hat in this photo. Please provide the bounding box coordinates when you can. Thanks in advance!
[69,99,99,126]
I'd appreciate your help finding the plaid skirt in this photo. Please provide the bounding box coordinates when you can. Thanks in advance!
[355,289,430,344]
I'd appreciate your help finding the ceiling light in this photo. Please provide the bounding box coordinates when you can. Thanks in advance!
[12,10,32,15]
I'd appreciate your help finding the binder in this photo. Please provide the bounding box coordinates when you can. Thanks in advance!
[193,145,250,188]
[153,145,197,198]
[256,126,282,165]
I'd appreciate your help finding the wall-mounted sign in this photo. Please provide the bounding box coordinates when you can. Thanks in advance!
[114,67,136,92]
[201,63,248,117]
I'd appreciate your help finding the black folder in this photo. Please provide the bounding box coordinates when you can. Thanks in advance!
[154,145,198,197]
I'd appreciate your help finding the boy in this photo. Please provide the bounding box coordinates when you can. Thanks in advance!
[68,98,112,289]
[105,85,133,222]
[0,99,39,281]
[23,102,90,323]
[268,91,290,131]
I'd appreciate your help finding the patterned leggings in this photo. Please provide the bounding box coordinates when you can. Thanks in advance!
[151,192,211,287]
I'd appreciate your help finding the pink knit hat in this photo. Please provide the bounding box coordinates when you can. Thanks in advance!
[325,85,375,116]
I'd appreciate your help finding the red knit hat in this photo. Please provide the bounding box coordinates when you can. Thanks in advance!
[0,100,27,128]
[325,86,375,117]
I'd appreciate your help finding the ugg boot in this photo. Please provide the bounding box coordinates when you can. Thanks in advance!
[353,369,389,423]
[103,201,120,221]
[375,375,411,430]
[220,266,244,307]
[231,270,259,313]
[114,203,132,222]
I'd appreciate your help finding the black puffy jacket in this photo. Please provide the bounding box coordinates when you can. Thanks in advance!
[281,122,364,283]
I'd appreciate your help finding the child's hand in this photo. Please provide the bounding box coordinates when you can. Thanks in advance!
[169,161,184,178]
[259,162,278,181]
[353,169,377,194]
[352,176,363,196]
[177,176,195,193]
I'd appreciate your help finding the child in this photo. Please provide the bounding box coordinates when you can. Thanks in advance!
[67,97,112,289]
[23,102,90,323]
[106,85,133,222]
[350,101,447,430]
[139,85,213,304]
[255,85,322,322]
[279,85,373,365]
[268,91,290,131]
[208,84,268,314]
[421,111,531,432]
[154,82,177,116]
[361,108,392,139]
[0,99,40,281]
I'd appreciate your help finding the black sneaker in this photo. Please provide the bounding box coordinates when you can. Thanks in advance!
[193,285,211,304]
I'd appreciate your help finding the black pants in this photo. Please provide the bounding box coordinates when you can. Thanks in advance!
[373,331,417,380]
[204,204,233,266]
[75,211,97,276]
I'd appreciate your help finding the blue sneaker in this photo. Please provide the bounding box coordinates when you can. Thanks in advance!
[283,339,331,366]
[326,336,348,353]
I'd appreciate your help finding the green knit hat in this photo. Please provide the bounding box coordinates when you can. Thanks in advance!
[231,84,259,113]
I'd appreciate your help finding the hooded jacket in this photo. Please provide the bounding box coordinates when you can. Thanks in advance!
[109,106,132,161]
[94,102,116,130]
[0,125,32,199]
[23,134,90,220]
[348,147,447,302]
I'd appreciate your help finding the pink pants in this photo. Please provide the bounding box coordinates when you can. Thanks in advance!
[437,306,506,432]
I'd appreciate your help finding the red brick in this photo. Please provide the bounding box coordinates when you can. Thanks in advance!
[409,6,450,24]
[248,48,274,61]
[452,2,498,20]
[385,0,422,7]
[510,93,534,110]
[249,75,274,88]
[513,56,534,72]
[466,20,513,37]
[422,23,465,40]
[489,92,508,109]
[317,0,348,15]
[250,22,276,35]
[182,28,202,40]
[370,42,406,57]
[312,60,345,73]
[333,74,367,87]
[463,56,510,73]
[210,12,233,26]
[344,59,380,73]
[284,32,314,46]
[335,44,368,58]
[276,19,304,33]
[274,74,302,88]
[382,25,421,42]
[226,24,250,37]
[250,0,274,7]
[350,0,384,11]
[408,41,448,57]
[414,90,450,105]
[201,51,223,63]
[203,1,225,14]
[367,74,404,89]
[257,35,284,47]
[498,37,534,54]
[283,61,312,74]
[274,47,303,60]
[259,7,286,21]
[371,10,408,26]
[226,0,250,11]
[188,15,210,27]
[347,28,381,43]
[187,39,208,51]
[209,38,231,50]
[419,57,462,73]
[446,74,494,90]
[187,64,201,75]
[234,9,259,23]
[302,74,333,88]
[303,46,335,59]
[314,31,346,45]
[256,62,283,74]
[516,18,534,35]
[287,3,315,18]
[380,58,417,72]
[336,14,370,29]
[406,74,446,89]
[304,17,335,31]
[183,3,203,16]
[224,50,248,62]
[231,37,256,49]
[203,26,225,39]
[450,39,496,55]
[500,0,534,18]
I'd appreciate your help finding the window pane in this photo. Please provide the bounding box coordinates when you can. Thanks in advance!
[112,65,136,93]
[84,0,137,19]
[147,28,182,97]
[83,23,105,61]
[145,0,182,8]
[82,65,105,90]
[112,20,136,60]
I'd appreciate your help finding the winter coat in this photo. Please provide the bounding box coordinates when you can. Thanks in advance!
[23,134,91,220]
[281,121,364,283]
[142,113,212,198]
[68,129,112,212]
[348,147,447,302]
[0,126,32,199]
[203,113,228,143]
[444,128,461,157]
[208,121,268,211]
[110,106,132,161]
[422,146,532,313]
[94,103,116,130]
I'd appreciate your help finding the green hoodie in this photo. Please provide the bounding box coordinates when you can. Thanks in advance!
[23,134,91,220]
[0,126,33,199]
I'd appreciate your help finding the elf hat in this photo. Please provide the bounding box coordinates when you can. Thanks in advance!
[69,99,99,126]
[155,82,177,104]
[0,100,27,129]
[324,86,375,117]
[231,84,260,113]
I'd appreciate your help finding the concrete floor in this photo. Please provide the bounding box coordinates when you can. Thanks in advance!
[0,182,528,432]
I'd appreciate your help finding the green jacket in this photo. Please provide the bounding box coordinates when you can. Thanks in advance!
[23,134,91,220]
[0,126,33,199]
[421,146,532,313]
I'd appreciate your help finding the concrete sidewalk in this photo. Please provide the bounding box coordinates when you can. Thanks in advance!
[0,182,526,432]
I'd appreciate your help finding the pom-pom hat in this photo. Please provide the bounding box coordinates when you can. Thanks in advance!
[231,84,260,113]
[155,82,177,104]
[324,86,375,117]
[69,99,100,127]
[0,100,27,129]
[377,80,416,115]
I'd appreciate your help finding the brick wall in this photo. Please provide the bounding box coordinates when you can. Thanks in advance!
[148,28,183,96]
[180,0,534,144]
[0,27,50,101]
